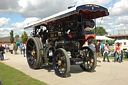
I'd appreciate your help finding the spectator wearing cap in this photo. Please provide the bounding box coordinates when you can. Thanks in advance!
[0,44,5,61]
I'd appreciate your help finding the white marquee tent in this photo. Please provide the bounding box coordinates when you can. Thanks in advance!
[96,36,114,40]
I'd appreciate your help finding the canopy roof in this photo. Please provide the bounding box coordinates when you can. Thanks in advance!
[96,36,114,40]
[24,4,109,29]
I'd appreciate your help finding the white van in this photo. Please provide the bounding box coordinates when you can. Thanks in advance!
[114,40,128,50]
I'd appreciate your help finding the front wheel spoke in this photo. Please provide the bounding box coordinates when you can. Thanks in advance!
[28,44,33,49]
[28,56,35,64]
[33,45,36,49]
[27,51,32,56]
[30,41,34,46]
[28,56,32,60]
[34,49,37,51]
[28,51,31,53]
[33,55,37,59]
[31,60,35,64]
[58,53,61,59]
[58,65,61,69]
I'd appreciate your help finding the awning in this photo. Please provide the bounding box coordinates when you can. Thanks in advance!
[96,36,114,40]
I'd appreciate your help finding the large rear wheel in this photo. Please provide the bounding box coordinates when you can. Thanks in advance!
[53,48,70,77]
[26,37,43,69]
[80,47,97,72]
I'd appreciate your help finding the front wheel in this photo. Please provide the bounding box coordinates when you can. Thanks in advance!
[26,37,43,69]
[53,48,70,77]
[80,47,97,72]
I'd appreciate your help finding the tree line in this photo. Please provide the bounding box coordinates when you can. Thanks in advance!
[10,30,28,44]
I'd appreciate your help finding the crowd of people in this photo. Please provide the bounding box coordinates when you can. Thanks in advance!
[87,41,125,63]
[0,43,26,61]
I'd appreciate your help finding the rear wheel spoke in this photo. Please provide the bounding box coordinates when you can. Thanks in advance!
[80,47,96,71]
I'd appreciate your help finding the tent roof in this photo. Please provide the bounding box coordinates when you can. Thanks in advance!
[96,36,114,40]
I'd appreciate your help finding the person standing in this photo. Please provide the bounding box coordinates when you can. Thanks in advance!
[0,44,5,61]
[2,43,5,48]
[95,41,101,62]
[88,41,95,52]
[120,43,123,62]
[22,44,26,57]
[6,43,9,52]
[103,44,110,62]
[101,42,104,56]
[125,48,128,58]
[19,43,24,54]
[13,42,18,55]
[114,43,118,62]
[115,43,122,63]
[10,43,14,54]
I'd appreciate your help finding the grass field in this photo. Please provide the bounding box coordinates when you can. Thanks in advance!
[0,62,47,85]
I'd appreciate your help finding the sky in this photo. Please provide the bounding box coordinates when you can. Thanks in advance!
[0,0,128,37]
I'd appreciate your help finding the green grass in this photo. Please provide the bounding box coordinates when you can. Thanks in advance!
[0,62,47,85]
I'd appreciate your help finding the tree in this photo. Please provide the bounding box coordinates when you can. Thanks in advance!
[21,31,28,43]
[91,27,108,36]
[15,35,19,42]
[10,30,14,43]
[15,35,19,38]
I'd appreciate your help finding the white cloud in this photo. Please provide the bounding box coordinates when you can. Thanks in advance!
[113,24,128,30]
[11,17,39,29]
[0,17,39,37]
[95,16,112,28]
[109,16,128,33]
[0,17,11,27]
[0,27,14,37]
[77,0,112,6]
[11,17,39,36]
[0,0,112,18]
[19,0,76,18]
[106,29,112,32]
[0,0,20,10]
[23,17,40,24]
[116,16,128,24]
[0,0,21,13]
[109,0,128,16]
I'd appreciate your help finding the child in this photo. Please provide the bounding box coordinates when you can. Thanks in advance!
[103,44,110,62]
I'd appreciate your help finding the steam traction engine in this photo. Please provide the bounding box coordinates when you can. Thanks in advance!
[24,4,109,77]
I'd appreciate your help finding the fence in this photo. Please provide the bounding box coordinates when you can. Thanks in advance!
[108,29,128,35]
